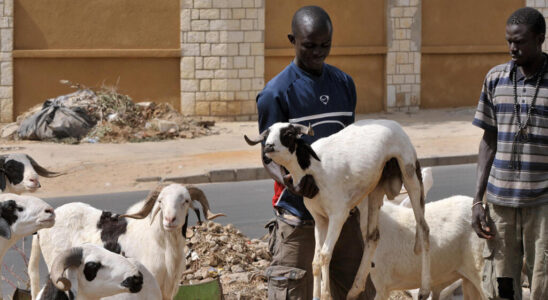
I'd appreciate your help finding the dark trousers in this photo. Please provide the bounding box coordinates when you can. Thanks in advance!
[266,210,376,299]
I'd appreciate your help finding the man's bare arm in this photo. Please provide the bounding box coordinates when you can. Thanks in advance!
[471,130,497,239]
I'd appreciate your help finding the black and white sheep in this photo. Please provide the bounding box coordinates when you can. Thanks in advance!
[0,153,62,193]
[0,193,55,298]
[29,183,225,300]
[36,243,148,300]
[245,120,431,300]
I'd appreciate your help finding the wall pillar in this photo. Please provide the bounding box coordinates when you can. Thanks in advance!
[528,1,548,52]
[386,0,421,112]
[0,0,13,122]
[180,0,264,121]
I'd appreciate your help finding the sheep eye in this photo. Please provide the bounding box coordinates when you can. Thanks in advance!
[16,206,23,212]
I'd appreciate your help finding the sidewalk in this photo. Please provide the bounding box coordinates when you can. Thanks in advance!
[0,107,483,198]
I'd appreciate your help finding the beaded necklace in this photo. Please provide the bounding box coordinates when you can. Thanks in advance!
[509,54,547,169]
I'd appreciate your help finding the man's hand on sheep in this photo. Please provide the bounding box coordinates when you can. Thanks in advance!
[283,173,319,198]
[471,203,494,239]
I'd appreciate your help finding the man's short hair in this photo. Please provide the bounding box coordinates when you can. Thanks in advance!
[507,7,546,35]
[291,6,332,36]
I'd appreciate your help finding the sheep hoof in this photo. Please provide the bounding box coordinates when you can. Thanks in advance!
[418,288,431,300]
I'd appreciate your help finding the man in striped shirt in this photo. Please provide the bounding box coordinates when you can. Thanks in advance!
[472,7,548,299]
[257,5,373,300]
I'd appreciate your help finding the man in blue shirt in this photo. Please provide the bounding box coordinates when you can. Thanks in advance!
[257,6,373,299]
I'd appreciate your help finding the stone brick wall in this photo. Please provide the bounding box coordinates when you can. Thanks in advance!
[386,0,421,112]
[0,0,12,122]
[180,0,264,121]
[528,1,548,52]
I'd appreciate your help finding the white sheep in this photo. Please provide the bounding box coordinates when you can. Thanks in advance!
[245,120,431,300]
[0,193,55,299]
[0,153,62,193]
[29,183,224,300]
[370,196,484,300]
[35,243,148,300]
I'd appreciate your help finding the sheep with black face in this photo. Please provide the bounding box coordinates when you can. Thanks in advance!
[245,120,431,300]
[0,153,62,193]
[0,193,55,298]
[36,244,146,300]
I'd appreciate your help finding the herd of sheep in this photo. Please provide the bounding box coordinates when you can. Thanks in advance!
[0,120,488,299]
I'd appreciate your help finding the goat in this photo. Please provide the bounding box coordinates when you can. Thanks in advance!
[36,244,145,300]
[245,120,431,300]
[29,183,225,300]
[0,193,55,298]
[370,196,484,300]
[0,153,62,193]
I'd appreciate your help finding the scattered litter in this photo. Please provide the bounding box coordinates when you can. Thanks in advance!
[2,80,220,143]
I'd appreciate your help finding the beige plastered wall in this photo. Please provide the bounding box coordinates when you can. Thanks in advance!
[3,1,548,122]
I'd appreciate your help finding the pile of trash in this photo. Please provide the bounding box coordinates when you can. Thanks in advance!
[1,81,219,143]
[181,221,413,300]
[183,221,270,299]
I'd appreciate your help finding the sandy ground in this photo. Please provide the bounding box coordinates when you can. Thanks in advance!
[0,107,483,198]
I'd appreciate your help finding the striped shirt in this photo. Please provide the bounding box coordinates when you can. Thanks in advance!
[473,58,548,207]
[257,61,356,219]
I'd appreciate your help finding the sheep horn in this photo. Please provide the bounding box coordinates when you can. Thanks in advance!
[50,247,83,291]
[244,129,269,146]
[187,186,226,220]
[293,124,314,136]
[119,182,170,220]
[26,155,64,178]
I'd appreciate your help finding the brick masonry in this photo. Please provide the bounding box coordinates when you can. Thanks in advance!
[180,0,264,121]
[528,1,548,52]
[0,0,12,122]
[386,0,421,112]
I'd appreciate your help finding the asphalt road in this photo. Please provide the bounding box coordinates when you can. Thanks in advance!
[1,163,477,297]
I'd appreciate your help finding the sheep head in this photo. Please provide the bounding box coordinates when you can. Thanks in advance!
[0,153,63,193]
[0,194,55,239]
[50,244,143,296]
[244,122,319,170]
[120,183,222,237]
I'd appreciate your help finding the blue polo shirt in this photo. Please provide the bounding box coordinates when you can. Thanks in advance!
[257,61,356,219]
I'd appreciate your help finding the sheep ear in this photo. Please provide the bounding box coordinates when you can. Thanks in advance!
[0,158,6,191]
[0,218,11,239]
[296,140,320,170]
[182,214,189,238]
[150,205,161,225]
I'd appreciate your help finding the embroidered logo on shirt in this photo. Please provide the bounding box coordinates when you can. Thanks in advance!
[319,95,329,105]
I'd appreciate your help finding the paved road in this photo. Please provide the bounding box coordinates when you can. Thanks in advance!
[1,164,477,297]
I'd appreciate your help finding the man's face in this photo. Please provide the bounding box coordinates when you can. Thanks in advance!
[506,23,544,67]
[289,22,332,75]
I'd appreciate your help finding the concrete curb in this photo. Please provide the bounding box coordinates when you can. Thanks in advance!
[136,154,478,185]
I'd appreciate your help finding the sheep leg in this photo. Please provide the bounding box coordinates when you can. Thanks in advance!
[461,277,484,300]
[347,189,384,300]
[29,235,42,299]
[458,267,485,300]
[313,216,328,300]
[319,212,348,300]
[403,165,431,300]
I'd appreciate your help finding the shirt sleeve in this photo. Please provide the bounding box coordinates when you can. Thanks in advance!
[256,88,288,133]
[472,72,498,132]
[347,75,357,123]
